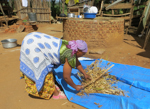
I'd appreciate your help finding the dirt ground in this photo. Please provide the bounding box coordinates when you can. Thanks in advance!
[0,23,150,109]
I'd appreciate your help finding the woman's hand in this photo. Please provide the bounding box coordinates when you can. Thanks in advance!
[84,74,91,80]
[76,58,91,80]
[75,85,83,91]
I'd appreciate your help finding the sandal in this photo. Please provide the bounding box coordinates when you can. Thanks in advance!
[52,91,67,100]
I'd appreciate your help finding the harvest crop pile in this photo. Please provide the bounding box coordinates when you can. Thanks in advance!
[77,60,125,96]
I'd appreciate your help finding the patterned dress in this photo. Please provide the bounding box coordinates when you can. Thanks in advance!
[20,34,76,99]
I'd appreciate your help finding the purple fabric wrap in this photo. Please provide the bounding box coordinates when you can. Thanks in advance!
[66,40,88,56]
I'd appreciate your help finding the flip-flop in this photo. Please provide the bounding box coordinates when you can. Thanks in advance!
[52,91,67,100]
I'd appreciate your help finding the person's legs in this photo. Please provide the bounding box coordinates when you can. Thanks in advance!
[52,86,67,100]
[52,71,66,99]
[53,86,59,96]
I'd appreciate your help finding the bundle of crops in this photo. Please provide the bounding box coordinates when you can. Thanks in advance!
[77,60,125,96]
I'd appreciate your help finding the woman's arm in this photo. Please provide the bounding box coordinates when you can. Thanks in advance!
[76,58,86,75]
[63,58,82,91]
[76,58,91,80]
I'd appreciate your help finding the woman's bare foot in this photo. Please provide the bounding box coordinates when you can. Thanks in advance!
[53,86,59,96]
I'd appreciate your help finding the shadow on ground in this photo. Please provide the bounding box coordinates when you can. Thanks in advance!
[127,32,150,59]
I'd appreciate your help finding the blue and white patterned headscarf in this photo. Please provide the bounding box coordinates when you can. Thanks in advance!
[20,32,62,92]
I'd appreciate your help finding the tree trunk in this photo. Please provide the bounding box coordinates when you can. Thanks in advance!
[137,0,141,15]
[9,0,12,8]
[62,0,65,14]
[59,0,61,13]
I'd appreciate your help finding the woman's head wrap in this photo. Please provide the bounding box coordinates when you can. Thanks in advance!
[66,40,88,56]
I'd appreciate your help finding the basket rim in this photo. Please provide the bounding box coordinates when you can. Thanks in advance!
[84,13,97,15]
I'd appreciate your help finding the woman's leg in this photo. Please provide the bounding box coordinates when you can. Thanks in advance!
[53,86,59,96]
[52,82,67,99]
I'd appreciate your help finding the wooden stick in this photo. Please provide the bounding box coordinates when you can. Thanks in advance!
[102,13,131,17]
[20,0,25,19]
[98,0,103,16]
[43,0,46,22]
[112,0,114,15]
[37,0,40,21]
[49,0,51,9]
[32,0,35,13]
[0,3,8,28]
[18,0,23,19]
[143,22,150,49]
[9,0,12,8]
[18,0,21,19]
[42,0,45,21]
[83,64,114,88]
[45,0,48,22]
[24,0,28,17]
[14,0,19,18]
[46,0,50,23]
[36,0,38,14]
[137,0,141,15]
[49,0,51,24]
[59,0,61,13]
[15,7,50,12]
[127,0,134,34]
[40,0,43,21]
[61,0,64,14]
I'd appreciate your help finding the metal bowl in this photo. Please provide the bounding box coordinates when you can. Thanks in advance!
[1,39,17,48]
[67,13,75,18]
[83,7,90,13]
[59,13,67,17]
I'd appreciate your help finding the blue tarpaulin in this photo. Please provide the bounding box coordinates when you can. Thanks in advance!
[54,58,150,109]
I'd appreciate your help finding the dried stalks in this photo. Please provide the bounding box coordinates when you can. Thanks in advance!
[77,59,125,96]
